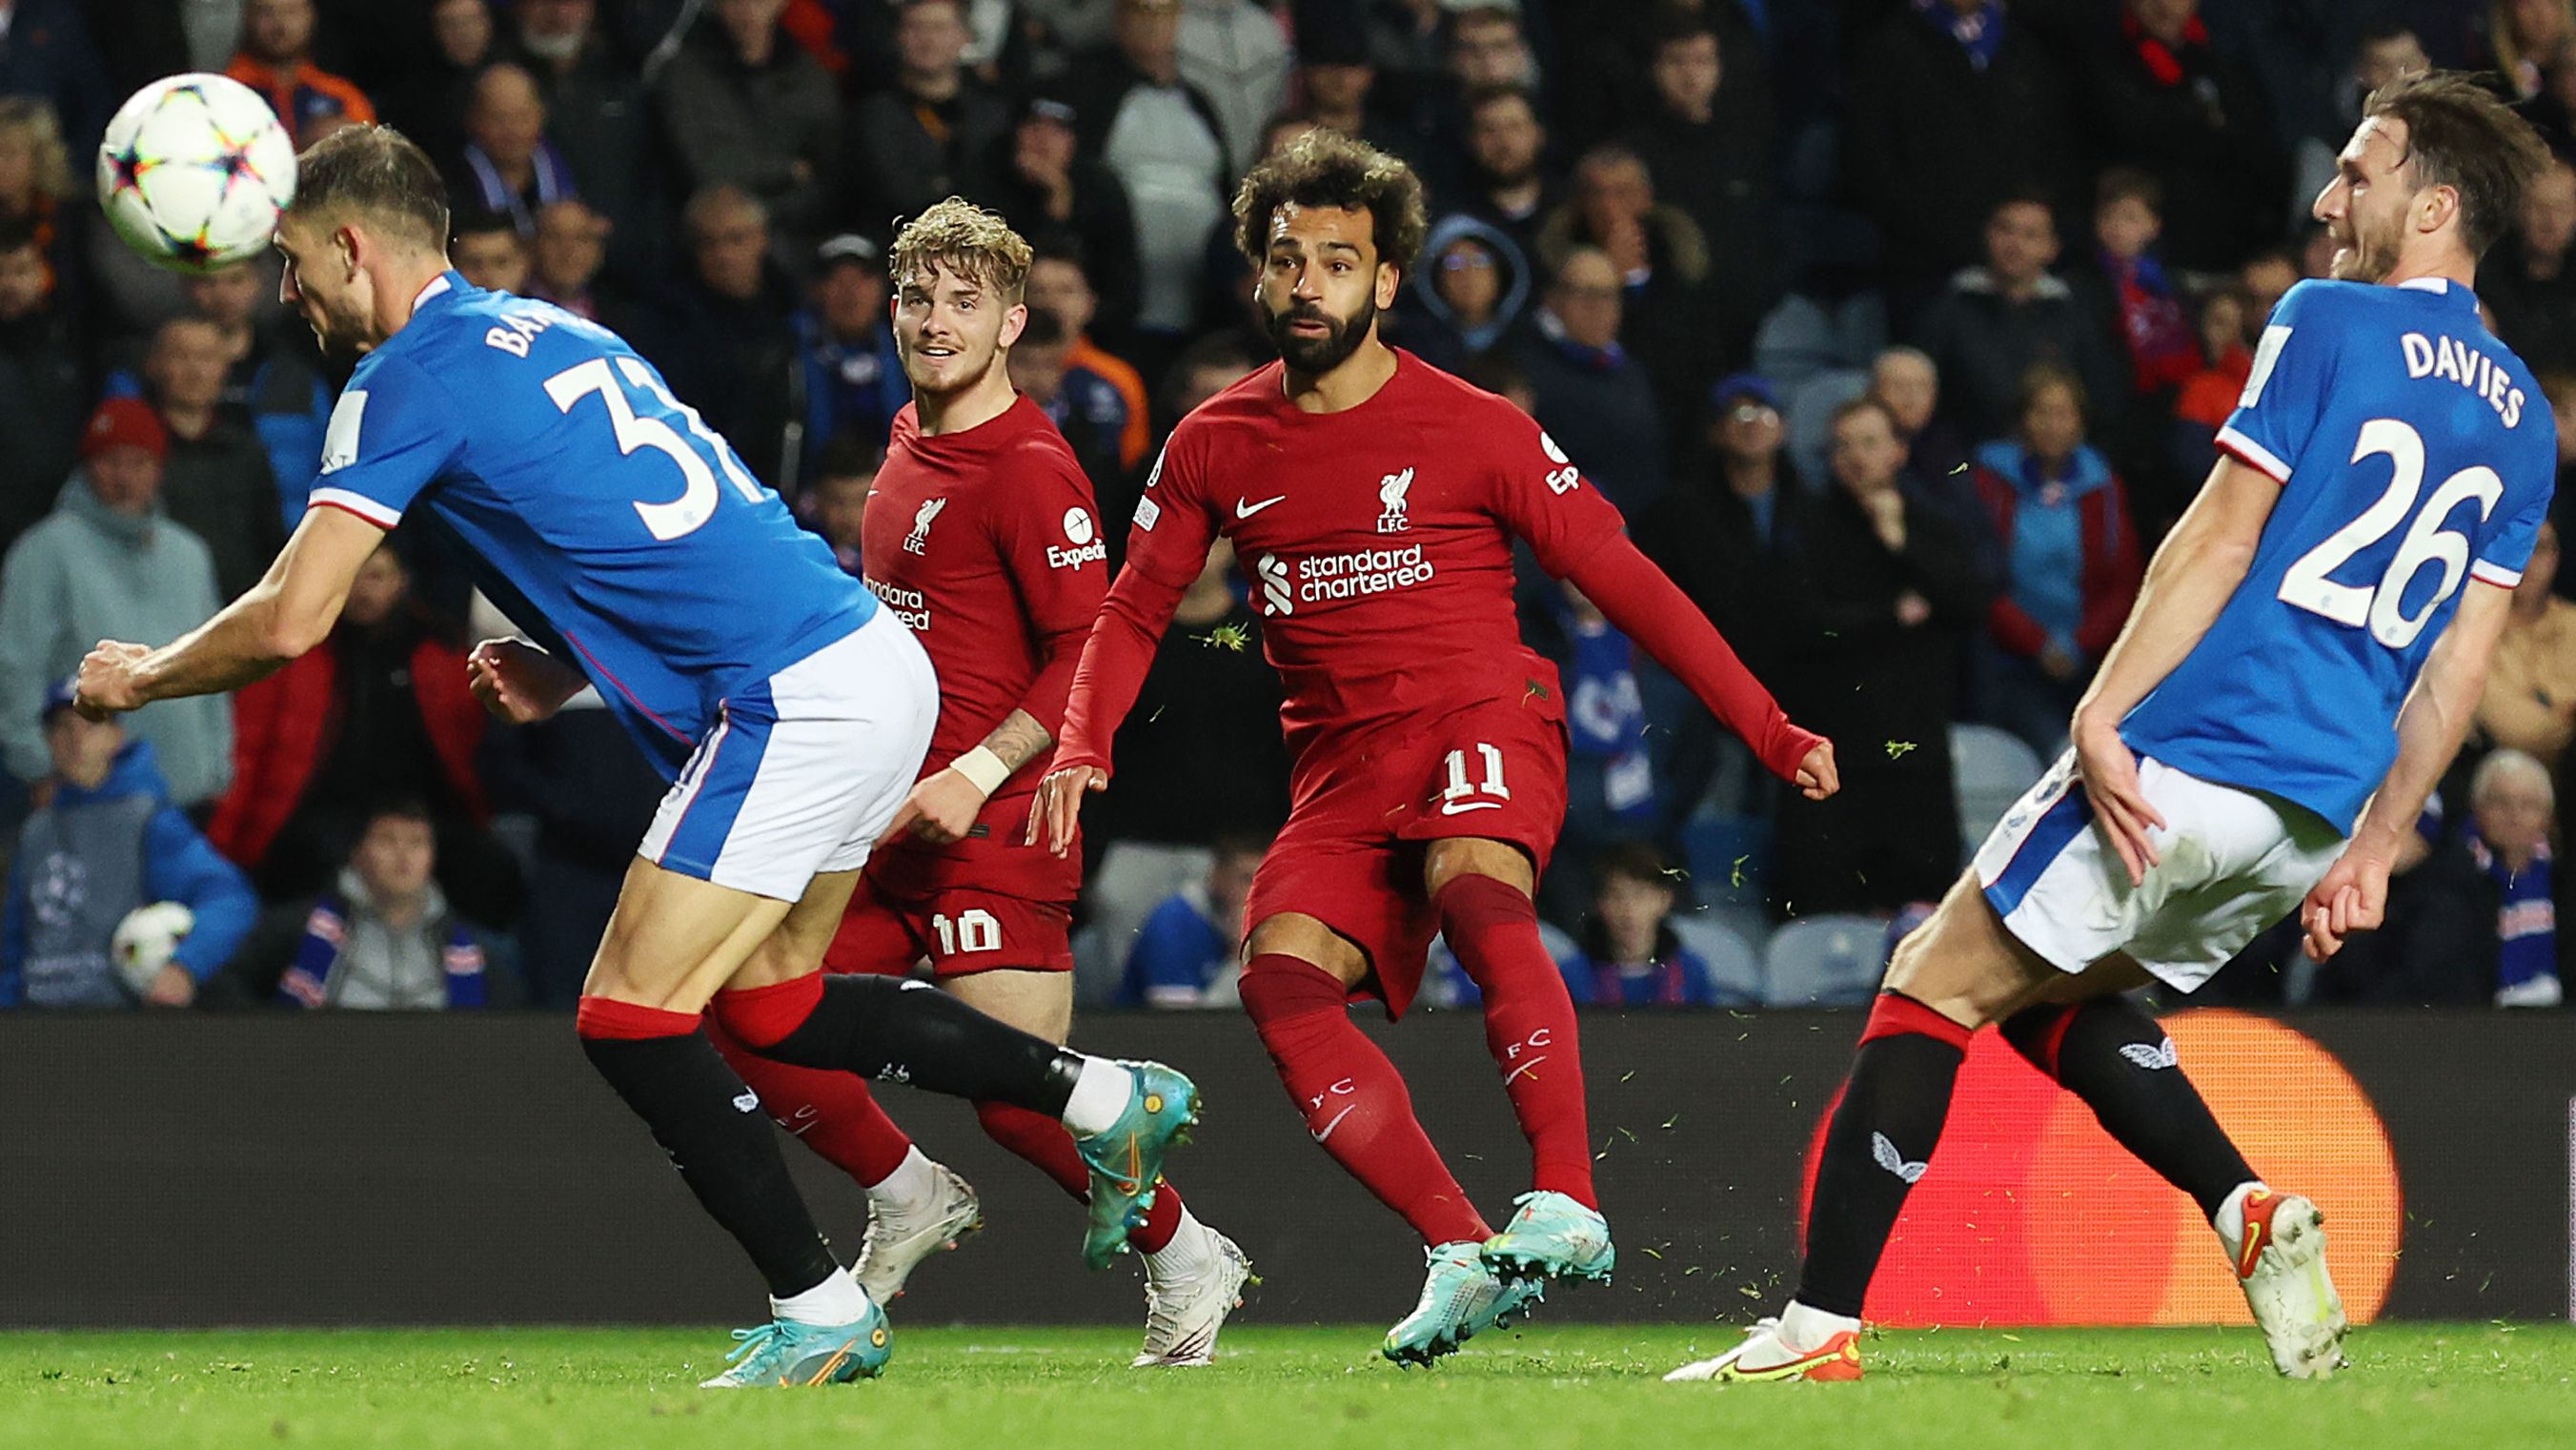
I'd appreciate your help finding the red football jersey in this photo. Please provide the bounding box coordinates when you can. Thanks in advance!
[1109,352,1626,763]
[862,396,1105,899]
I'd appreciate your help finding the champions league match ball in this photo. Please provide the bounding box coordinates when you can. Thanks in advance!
[112,902,196,996]
[96,73,298,274]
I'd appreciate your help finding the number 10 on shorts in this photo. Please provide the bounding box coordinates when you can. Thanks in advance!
[1440,743,1511,815]
[932,909,1002,955]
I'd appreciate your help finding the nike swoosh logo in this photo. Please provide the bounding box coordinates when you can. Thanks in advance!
[1309,1105,1357,1143]
[1503,1053,1549,1084]
[1235,496,1288,518]
[1439,800,1505,815]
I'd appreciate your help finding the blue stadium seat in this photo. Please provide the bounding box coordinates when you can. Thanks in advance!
[1951,722,2046,851]
[1753,294,1840,390]
[1763,913,1888,1007]
[1786,368,1871,488]
[1670,912,1764,1006]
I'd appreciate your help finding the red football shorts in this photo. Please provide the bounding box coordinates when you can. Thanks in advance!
[824,873,1076,977]
[1245,688,1569,1020]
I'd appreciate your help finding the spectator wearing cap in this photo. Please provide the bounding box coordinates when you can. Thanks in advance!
[0,679,256,1009]
[143,315,286,602]
[847,0,1010,230]
[1639,373,1807,682]
[0,399,228,807]
[1970,363,2142,759]
[225,0,376,145]
[984,95,1143,344]
[1513,246,1667,515]
[793,233,906,490]
[1396,215,1531,376]
[654,0,842,262]
[448,62,580,239]
[1066,0,1230,355]
[1025,244,1151,475]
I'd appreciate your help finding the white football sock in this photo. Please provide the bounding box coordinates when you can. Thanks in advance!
[772,1266,870,1326]
[865,1145,938,1215]
[1061,1056,1136,1136]
[1144,1208,1213,1282]
[1778,1299,1860,1354]
[2213,1179,2267,1259]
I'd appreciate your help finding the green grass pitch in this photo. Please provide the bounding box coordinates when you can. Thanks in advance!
[0,1324,2565,1450]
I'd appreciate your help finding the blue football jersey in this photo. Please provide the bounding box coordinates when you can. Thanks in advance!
[308,273,876,777]
[2125,277,2556,832]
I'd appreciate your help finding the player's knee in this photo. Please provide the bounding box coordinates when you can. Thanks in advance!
[1237,953,1349,1028]
[1424,839,1534,899]
[1244,913,1367,988]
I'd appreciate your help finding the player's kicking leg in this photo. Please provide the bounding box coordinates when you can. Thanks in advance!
[1667,871,2343,1383]
[945,963,1251,1367]
[1234,912,1539,1363]
[1422,839,1613,1290]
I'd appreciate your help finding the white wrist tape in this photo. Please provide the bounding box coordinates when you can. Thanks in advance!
[951,745,1012,796]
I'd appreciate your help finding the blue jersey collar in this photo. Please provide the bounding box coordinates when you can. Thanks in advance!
[2396,275,2479,310]
[414,271,461,311]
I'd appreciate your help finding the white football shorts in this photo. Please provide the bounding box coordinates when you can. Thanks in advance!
[1973,750,2344,991]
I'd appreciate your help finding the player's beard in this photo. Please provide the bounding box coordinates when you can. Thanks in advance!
[1267,293,1377,376]
[2331,210,2404,283]
[304,293,373,367]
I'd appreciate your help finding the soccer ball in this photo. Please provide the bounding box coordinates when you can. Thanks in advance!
[96,73,298,274]
[112,901,196,995]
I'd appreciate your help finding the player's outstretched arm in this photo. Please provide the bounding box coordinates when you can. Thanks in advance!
[2303,579,2513,959]
[2068,456,2281,885]
[1564,535,1838,800]
[1028,563,1193,855]
[74,507,385,719]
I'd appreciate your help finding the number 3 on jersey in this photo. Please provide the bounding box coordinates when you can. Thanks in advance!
[2277,417,2504,648]
[545,356,765,541]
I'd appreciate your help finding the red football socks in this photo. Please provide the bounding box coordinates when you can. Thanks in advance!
[1435,873,1598,1209]
[1238,953,1491,1246]
[709,1021,918,1187]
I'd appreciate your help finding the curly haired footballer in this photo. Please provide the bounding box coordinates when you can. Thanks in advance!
[1230,128,1429,276]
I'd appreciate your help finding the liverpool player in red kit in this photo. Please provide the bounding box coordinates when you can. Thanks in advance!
[713,200,1249,1367]
[1032,133,1838,1361]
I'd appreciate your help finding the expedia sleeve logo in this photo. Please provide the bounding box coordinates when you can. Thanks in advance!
[1048,504,1107,569]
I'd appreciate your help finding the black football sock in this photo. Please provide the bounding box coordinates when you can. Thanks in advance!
[1795,991,1972,1318]
[577,998,840,1299]
[2001,998,2257,1220]
[728,973,1085,1117]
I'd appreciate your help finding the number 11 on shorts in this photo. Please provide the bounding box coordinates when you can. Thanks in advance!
[1440,743,1511,815]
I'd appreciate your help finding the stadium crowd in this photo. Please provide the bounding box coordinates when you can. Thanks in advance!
[0,0,2571,1012]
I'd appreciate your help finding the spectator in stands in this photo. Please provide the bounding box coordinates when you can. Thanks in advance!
[2240,245,2300,322]
[1536,145,1718,427]
[479,684,667,1008]
[1067,0,1229,357]
[502,0,656,276]
[1639,373,1806,681]
[1026,242,1150,474]
[653,185,800,489]
[793,232,904,488]
[0,682,255,1009]
[2546,375,2576,595]
[1549,582,1658,925]
[1120,834,1264,1008]
[378,0,495,171]
[2462,748,2560,1007]
[0,400,228,807]
[278,802,491,1011]
[1915,194,2127,447]
[1845,0,2083,298]
[143,317,284,602]
[986,96,1142,343]
[450,209,531,295]
[524,198,617,322]
[2173,287,2251,431]
[1869,345,1968,486]
[2485,157,2576,376]
[654,0,841,259]
[0,97,82,314]
[1088,539,1288,999]
[1448,3,1537,92]
[0,217,81,557]
[227,0,375,143]
[1295,23,1426,173]
[1558,842,1727,1008]
[2477,521,2576,770]
[2087,0,2287,273]
[449,63,578,238]
[2070,168,2199,407]
[847,0,1008,229]
[0,3,109,153]
[1397,217,1529,375]
[2489,0,2576,99]
[1514,246,1666,514]
[1010,306,1128,497]
[1451,82,1555,256]
[157,261,330,533]
[1971,364,2142,759]
[1178,0,1289,175]
[1621,13,1774,363]
[1771,398,1987,918]
[206,542,500,914]
[2293,23,2429,208]
[1156,329,1262,431]
[801,439,874,573]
